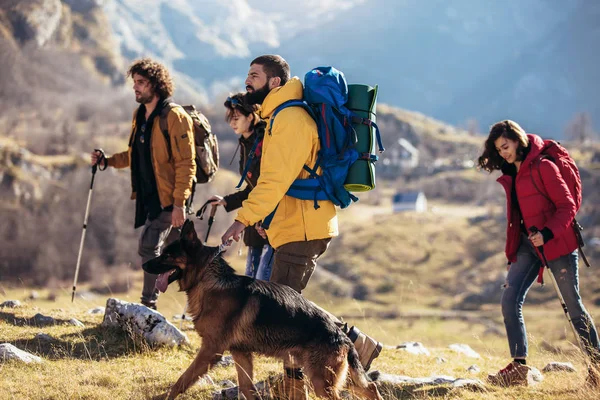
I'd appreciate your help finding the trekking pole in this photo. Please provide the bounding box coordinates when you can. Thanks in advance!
[205,204,217,243]
[195,199,218,244]
[529,227,586,354]
[71,149,105,302]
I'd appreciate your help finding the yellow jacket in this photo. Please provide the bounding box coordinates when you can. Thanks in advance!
[236,78,338,248]
[107,105,196,208]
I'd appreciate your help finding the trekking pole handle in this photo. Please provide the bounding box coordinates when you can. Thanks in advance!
[92,148,107,174]
[529,226,550,264]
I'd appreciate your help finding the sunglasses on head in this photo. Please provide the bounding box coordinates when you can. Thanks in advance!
[226,97,242,107]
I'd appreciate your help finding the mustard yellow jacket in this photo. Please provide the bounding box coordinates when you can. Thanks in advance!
[107,105,196,208]
[236,78,338,248]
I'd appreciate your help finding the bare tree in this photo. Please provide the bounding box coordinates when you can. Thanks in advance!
[565,112,597,143]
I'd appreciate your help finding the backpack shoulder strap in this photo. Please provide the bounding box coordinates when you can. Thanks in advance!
[530,156,552,204]
[269,100,314,134]
[159,103,178,158]
[159,103,178,136]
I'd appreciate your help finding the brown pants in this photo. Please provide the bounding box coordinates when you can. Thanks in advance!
[270,238,332,294]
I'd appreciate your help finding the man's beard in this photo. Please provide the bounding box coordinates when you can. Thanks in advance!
[135,91,154,104]
[246,82,270,105]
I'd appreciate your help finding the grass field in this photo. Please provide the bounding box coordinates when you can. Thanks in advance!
[2,204,600,399]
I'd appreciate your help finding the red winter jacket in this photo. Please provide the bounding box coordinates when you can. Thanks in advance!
[497,134,578,262]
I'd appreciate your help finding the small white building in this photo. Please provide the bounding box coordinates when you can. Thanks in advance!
[392,191,427,213]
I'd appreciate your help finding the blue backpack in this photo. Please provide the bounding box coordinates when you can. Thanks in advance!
[236,66,384,226]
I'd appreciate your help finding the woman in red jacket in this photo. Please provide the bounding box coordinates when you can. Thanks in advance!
[478,120,599,386]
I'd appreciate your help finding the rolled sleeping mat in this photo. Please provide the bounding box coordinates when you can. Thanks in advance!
[345,84,378,192]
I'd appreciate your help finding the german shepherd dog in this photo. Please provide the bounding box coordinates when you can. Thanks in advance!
[143,220,382,400]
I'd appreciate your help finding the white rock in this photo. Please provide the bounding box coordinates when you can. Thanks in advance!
[197,375,214,386]
[368,371,455,385]
[213,379,271,400]
[467,364,480,373]
[453,378,486,391]
[68,318,85,327]
[218,380,236,388]
[449,343,481,359]
[0,300,21,308]
[102,298,189,347]
[87,307,105,314]
[215,355,235,367]
[0,343,42,363]
[395,341,430,355]
[543,362,576,373]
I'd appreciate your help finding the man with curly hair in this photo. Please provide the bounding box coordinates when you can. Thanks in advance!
[91,58,196,310]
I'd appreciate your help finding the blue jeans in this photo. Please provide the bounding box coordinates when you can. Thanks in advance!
[244,245,274,281]
[502,234,600,360]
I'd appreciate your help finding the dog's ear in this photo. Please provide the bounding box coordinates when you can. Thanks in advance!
[181,219,200,245]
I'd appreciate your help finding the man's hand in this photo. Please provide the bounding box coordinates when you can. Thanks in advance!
[221,220,246,245]
[207,195,227,207]
[90,150,107,169]
[255,222,267,239]
[172,206,185,228]
[528,231,544,247]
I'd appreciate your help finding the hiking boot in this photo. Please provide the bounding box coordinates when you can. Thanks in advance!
[586,365,600,388]
[268,369,308,400]
[487,361,539,387]
[141,300,157,310]
[346,325,383,371]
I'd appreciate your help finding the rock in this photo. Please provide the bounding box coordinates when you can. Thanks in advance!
[449,343,481,359]
[435,357,447,364]
[452,378,487,392]
[369,371,489,393]
[395,342,430,355]
[8,0,63,47]
[218,380,236,389]
[212,378,275,400]
[215,355,235,368]
[0,300,21,308]
[87,307,105,314]
[63,0,105,13]
[34,333,54,342]
[0,343,42,363]
[467,365,480,373]
[197,375,214,386]
[369,371,456,386]
[102,298,189,347]
[28,291,40,300]
[528,367,544,384]
[543,362,576,373]
[68,318,84,327]
[32,313,56,326]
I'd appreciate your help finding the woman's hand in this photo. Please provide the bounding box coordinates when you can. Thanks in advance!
[528,231,544,247]
[255,222,267,239]
[207,195,227,207]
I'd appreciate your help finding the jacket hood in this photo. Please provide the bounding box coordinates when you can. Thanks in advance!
[520,134,545,170]
[259,77,303,118]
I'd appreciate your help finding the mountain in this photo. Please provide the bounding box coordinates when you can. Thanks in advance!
[102,0,599,136]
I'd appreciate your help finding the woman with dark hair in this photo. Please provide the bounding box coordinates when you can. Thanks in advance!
[207,93,273,280]
[479,120,600,386]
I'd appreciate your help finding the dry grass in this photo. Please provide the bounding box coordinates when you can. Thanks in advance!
[2,204,600,399]
[1,283,599,399]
